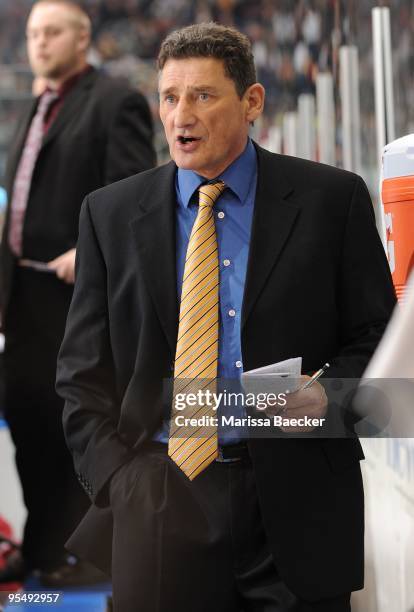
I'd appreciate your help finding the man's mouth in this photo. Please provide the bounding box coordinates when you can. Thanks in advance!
[177,136,200,144]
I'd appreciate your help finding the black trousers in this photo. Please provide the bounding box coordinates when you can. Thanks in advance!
[109,443,351,612]
[3,268,89,570]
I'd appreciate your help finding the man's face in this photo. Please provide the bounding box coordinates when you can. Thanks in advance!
[26,3,87,80]
[159,57,262,179]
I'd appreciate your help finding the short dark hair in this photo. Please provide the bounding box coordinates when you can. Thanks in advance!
[157,22,256,99]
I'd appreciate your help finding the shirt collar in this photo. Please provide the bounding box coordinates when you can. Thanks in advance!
[44,64,91,99]
[177,138,257,209]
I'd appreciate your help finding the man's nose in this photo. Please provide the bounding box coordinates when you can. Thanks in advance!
[33,32,48,47]
[174,99,196,128]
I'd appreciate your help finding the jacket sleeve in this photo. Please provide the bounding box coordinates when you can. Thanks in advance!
[319,175,397,437]
[56,196,134,507]
[104,90,156,184]
[329,175,396,379]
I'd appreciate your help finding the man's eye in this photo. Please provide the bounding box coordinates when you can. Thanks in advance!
[165,95,176,104]
[199,93,209,101]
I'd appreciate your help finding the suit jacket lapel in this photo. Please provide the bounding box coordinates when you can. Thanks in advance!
[3,99,37,245]
[41,68,97,150]
[5,99,37,194]
[241,145,300,329]
[4,70,97,234]
[129,146,300,352]
[130,162,178,356]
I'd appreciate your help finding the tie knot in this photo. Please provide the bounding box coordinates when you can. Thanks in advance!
[198,181,226,209]
[38,90,59,112]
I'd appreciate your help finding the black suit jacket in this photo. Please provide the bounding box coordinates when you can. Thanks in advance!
[0,67,156,324]
[56,144,396,600]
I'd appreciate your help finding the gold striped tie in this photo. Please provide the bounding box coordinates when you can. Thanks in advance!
[168,181,226,480]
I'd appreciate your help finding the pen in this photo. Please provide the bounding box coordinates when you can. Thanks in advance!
[300,363,330,390]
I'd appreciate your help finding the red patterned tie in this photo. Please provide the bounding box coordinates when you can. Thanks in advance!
[8,90,58,256]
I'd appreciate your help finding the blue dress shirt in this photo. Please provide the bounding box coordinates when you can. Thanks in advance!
[155,138,257,445]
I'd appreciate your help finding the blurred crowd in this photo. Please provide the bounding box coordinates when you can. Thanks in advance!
[0,0,414,175]
[0,0,345,114]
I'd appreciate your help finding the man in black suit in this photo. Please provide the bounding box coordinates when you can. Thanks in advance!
[57,23,395,611]
[0,0,155,585]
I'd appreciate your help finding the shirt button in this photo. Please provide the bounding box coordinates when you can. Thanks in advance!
[223,259,231,267]
[217,211,225,219]
[235,361,243,368]
[228,309,236,317]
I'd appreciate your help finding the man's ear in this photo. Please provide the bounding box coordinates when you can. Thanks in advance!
[77,29,90,54]
[244,83,265,124]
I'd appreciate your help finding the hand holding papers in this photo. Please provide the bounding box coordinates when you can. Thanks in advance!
[19,248,76,284]
[242,357,328,433]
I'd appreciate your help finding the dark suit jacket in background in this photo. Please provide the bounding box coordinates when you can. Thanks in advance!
[0,66,156,568]
[0,66,156,322]
[56,144,396,601]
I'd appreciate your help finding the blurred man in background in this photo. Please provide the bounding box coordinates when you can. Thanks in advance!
[0,0,155,586]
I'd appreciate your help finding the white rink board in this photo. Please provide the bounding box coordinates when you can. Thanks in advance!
[353,438,414,612]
